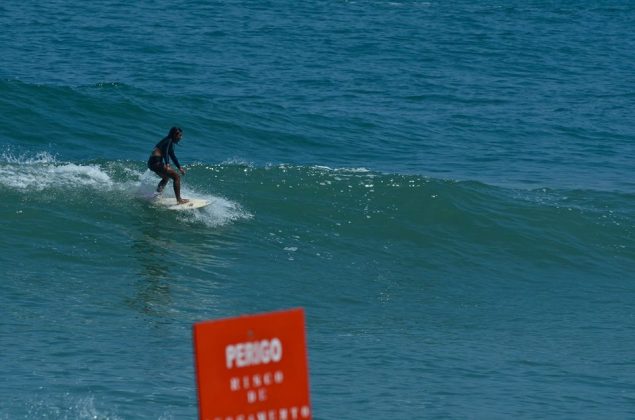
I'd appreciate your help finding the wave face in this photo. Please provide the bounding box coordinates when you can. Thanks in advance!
[1,1,635,418]
[3,153,631,271]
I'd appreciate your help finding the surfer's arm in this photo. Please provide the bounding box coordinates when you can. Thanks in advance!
[168,144,182,170]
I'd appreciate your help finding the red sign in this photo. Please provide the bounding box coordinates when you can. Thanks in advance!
[193,308,312,420]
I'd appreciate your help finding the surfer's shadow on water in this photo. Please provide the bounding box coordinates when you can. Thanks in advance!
[125,201,241,318]
[126,225,174,317]
[126,276,174,318]
[125,209,206,318]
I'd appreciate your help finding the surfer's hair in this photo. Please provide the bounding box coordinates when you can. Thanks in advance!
[168,126,183,140]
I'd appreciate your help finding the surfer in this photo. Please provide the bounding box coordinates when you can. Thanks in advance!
[147,127,189,204]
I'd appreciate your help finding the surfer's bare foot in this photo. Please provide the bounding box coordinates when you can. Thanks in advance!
[177,198,189,204]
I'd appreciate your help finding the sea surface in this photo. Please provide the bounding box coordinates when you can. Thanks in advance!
[1,1,634,418]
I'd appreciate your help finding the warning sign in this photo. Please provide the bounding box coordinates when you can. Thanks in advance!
[193,308,312,420]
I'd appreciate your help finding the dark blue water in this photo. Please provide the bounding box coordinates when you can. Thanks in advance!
[1,1,634,418]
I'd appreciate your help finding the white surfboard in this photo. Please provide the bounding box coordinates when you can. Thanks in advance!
[154,196,210,210]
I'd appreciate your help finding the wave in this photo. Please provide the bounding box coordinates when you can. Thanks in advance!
[2,152,633,265]
[0,151,251,228]
[197,162,635,268]
[0,151,113,191]
[0,79,186,159]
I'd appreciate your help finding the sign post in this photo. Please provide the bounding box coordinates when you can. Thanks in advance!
[193,308,312,420]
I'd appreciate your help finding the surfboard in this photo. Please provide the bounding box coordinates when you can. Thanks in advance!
[154,196,210,210]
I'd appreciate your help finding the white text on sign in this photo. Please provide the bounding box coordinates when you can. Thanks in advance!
[226,338,283,369]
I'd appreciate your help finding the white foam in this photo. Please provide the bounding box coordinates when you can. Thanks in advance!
[1,150,56,165]
[309,165,371,174]
[162,186,253,228]
[0,151,157,195]
[221,158,253,167]
[0,159,114,191]
[1,151,251,228]
[196,197,252,227]
[24,395,123,420]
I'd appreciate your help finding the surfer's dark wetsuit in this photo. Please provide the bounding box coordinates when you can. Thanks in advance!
[147,127,189,204]
[147,136,181,174]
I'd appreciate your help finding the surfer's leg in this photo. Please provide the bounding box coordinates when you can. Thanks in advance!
[166,167,188,204]
[149,158,169,194]
[156,177,169,193]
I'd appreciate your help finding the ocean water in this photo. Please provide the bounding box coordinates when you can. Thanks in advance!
[1,1,634,418]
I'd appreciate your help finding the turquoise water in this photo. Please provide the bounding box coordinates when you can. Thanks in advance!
[1,1,634,418]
